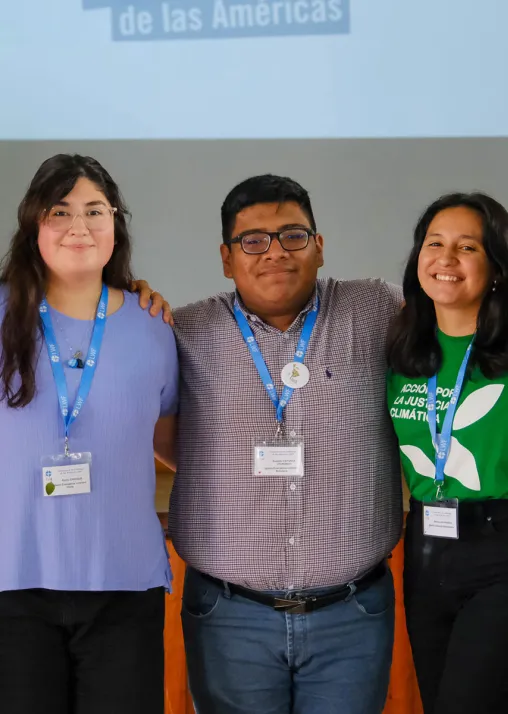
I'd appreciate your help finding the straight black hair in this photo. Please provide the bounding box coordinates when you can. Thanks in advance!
[387,192,508,378]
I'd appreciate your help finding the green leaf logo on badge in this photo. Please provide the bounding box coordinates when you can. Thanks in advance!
[46,482,56,496]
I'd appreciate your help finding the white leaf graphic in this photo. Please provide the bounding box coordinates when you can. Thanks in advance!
[444,437,481,491]
[453,384,504,430]
[400,445,435,479]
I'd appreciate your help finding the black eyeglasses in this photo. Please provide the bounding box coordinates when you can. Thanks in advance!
[224,228,315,255]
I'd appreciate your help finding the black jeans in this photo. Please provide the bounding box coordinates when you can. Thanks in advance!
[404,499,508,714]
[0,587,165,714]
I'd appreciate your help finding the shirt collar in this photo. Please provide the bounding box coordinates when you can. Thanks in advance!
[231,284,319,332]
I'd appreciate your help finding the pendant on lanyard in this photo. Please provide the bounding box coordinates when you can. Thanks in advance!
[233,296,319,428]
[38,285,108,497]
[234,296,319,478]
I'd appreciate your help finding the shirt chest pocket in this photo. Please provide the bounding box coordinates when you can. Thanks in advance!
[309,363,386,431]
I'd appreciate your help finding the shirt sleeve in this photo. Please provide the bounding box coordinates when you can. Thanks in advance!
[160,325,179,417]
[0,283,8,311]
[381,281,403,322]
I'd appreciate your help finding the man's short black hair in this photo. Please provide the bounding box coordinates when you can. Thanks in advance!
[221,174,316,242]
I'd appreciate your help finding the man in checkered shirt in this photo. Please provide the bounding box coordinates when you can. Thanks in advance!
[168,174,403,714]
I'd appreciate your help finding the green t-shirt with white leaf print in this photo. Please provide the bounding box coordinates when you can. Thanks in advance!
[387,330,508,502]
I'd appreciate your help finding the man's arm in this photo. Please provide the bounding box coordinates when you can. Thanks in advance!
[154,415,178,472]
[131,279,174,325]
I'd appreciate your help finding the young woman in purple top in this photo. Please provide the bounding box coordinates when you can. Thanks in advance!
[0,154,178,714]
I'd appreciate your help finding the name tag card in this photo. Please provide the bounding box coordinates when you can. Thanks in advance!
[253,439,304,477]
[41,452,92,497]
[422,499,459,539]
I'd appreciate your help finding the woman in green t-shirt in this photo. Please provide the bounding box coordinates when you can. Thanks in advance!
[386,192,508,714]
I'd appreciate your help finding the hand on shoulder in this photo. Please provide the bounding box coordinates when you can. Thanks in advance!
[131,279,174,325]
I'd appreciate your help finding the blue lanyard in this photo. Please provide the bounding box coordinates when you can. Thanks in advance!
[233,296,319,422]
[39,285,108,450]
[427,339,473,483]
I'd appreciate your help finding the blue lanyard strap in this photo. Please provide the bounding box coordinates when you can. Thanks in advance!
[427,339,473,483]
[39,285,108,447]
[233,296,319,422]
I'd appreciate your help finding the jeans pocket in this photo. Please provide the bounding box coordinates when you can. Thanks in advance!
[351,569,395,617]
[181,569,223,620]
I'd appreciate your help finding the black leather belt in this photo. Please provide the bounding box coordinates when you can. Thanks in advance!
[202,562,387,614]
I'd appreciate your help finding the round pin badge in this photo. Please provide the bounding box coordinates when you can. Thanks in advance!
[281,362,310,389]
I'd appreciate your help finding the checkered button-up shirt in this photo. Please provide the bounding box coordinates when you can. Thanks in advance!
[169,277,403,590]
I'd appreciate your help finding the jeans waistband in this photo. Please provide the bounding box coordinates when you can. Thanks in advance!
[198,562,387,614]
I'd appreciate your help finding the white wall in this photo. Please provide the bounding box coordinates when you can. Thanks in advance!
[1,139,507,306]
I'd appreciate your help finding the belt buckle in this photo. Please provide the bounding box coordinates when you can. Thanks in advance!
[273,597,307,614]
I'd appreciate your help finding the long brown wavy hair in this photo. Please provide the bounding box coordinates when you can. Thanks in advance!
[0,154,134,408]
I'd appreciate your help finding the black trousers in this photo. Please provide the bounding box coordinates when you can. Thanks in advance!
[0,587,165,714]
[404,499,508,714]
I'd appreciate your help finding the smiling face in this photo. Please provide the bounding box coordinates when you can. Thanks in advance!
[417,205,492,318]
[220,201,324,321]
[37,177,116,282]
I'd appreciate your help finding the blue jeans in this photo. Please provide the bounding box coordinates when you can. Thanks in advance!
[182,567,395,714]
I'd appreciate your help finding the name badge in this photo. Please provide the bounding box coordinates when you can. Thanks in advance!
[41,452,92,497]
[253,438,304,477]
[422,499,459,539]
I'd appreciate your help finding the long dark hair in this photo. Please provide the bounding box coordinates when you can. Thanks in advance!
[0,154,134,408]
[387,192,508,378]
